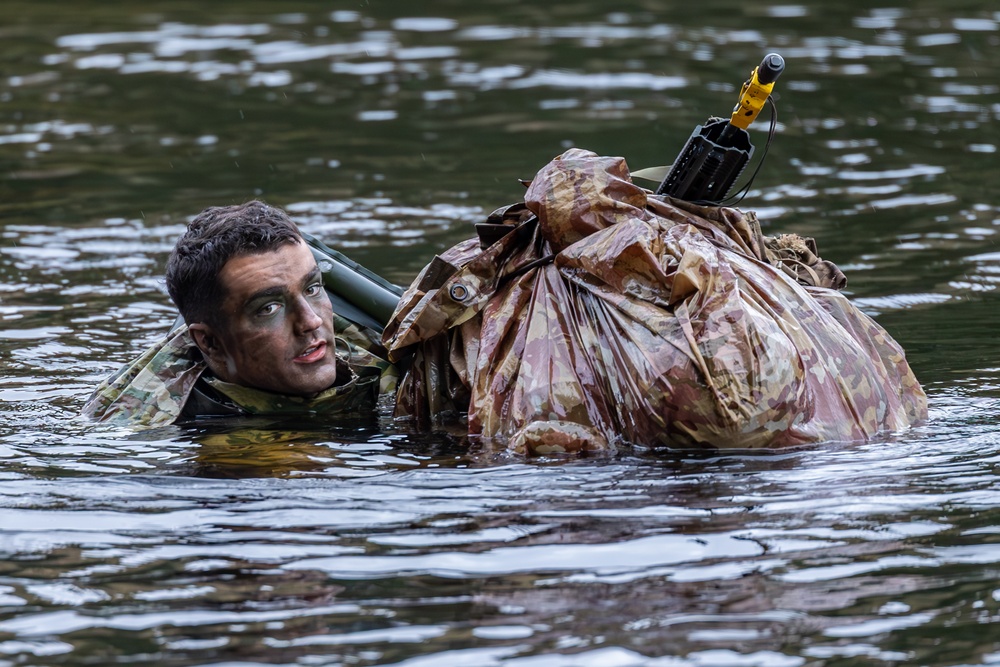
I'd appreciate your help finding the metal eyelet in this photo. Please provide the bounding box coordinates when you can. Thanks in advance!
[449,283,470,302]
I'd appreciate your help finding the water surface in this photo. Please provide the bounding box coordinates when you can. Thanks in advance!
[3,1,1000,665]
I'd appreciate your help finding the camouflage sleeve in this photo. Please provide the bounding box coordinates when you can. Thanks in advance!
[81,325,205,428]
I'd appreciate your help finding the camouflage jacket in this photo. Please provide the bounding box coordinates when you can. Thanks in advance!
[83,316,396,428]
[383,148,927,454]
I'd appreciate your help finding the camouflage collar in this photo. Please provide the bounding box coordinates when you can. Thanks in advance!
[202,347,382,417]
[83,324,395,428]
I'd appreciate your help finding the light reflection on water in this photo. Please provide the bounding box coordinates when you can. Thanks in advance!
[3,0,1000,665]
[3,419,1000,664]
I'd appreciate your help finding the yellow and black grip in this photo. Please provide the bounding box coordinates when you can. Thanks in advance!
[729,53,785,130]
[655,53,785,203]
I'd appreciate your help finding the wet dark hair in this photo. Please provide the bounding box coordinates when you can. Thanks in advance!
[166,200,303,326]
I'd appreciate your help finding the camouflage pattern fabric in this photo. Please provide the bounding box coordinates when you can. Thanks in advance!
[83,315,396,428]
[383,148,927,455]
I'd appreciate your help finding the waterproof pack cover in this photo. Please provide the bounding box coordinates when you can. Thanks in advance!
[383,149,927,455]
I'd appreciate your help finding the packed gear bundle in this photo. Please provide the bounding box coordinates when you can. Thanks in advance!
[375,53,926,453]
[381,149,926,454]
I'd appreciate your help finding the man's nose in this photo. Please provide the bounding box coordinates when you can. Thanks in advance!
[293,296,324,334]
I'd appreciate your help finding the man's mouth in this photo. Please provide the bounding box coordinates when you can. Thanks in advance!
[294,340,327,363]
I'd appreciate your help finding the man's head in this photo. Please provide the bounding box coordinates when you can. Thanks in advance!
[166,201,338,396]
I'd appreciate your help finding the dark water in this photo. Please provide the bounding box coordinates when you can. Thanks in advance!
[3,1,1000,665]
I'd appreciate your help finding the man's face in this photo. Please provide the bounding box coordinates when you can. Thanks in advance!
[191,240,338,397]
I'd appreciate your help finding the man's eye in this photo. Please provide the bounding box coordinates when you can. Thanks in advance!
[305,282,323,297]
[258,302,281,316]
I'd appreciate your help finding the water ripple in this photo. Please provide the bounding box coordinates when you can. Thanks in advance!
[3,3,1000,666]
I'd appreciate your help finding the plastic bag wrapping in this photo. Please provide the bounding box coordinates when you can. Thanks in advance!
[383,148,927,454]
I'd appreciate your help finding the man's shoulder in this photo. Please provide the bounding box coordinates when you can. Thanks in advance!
[82,325,206,428]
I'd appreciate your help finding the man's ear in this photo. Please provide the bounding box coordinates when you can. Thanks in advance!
[188,323,227,367]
